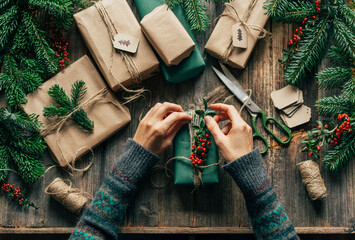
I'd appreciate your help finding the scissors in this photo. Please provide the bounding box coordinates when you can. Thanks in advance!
[212,63,292,154]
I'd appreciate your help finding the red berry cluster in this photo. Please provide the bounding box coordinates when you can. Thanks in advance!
[1,183,38,209]
[331,114,353,146]
[315,0,322,14]
[288,26,303,48]
[190,133,212,165]
[45,18,71,70]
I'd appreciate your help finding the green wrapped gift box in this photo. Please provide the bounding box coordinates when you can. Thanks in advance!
[173,124,219,185]
[134,0,205,83]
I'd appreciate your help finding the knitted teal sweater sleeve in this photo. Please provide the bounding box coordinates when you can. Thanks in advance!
[69,139,160,240]
[223,148,299,240]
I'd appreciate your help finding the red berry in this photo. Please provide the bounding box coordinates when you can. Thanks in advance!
[203,148,206,152]
[312,16,316,20]
[206,134,209,138]
[308,152,313,157]
[202,142,206,147]
[192,144,196,148]
[207,142,211,146]
[325,124,328,128]
[317,126,321,129]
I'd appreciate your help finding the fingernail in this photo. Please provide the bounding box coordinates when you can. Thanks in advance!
[205,116,211,124]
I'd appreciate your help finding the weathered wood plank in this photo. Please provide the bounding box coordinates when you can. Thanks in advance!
[0,0,354,234]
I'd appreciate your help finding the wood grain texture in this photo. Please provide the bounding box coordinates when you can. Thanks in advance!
[0,0,354,235]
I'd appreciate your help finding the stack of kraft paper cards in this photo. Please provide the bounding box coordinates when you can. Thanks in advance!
[271,85,311,128]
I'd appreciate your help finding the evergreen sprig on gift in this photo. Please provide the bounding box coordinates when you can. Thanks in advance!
[43,80,94,131]
[0,107,46,184]
[0,0,86,106]
[164,0,232,32]
[264,0,354,85]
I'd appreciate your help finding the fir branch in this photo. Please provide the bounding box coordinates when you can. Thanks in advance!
[164,0,183,8]
[29,0,74,29]
[317,67,352,89]
[284,16,331,85]
[183,0,210,31]
[0,107,46,183]
[327,46,352,66]
[341,76,355,102]
[338,4,355,33]
[265,0,315,23]
[263,0,291,19]
[333,18,355,59]
[43,80,94,131]
[0,5,20,51]
[323,133,355,171]
[315,96,352,118]
[23,12,57,74]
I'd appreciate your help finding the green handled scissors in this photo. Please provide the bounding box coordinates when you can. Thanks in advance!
[212,63,292,154]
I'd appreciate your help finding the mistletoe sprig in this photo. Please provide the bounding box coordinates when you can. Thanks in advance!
[190,99,215,165]
[43,80,94,131]
[1,183,38,209]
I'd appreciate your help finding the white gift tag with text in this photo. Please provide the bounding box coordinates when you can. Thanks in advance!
[232,23,248,49]
[113,33,139,54]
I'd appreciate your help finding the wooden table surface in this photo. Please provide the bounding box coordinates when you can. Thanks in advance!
[1,0,354,235]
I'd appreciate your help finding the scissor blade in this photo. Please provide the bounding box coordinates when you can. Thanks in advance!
[219,62,248,95]
[212,66,249,103]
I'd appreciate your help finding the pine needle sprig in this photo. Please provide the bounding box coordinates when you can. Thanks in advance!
[317,67,352,89]
[284,16,331,85]
[0,107,46,183]
[43,80,94,131]
[315,95,352,118]
[333,18,355,59]
[164,0,231,32]
[183,0,210,32]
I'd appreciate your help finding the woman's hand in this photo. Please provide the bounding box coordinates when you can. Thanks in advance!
[133,102,192,156]
[204,103,253,162]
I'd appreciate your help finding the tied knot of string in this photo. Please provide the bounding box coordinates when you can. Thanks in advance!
[41,87,126,173]
[215,0,271,63]
[95,1,150,105]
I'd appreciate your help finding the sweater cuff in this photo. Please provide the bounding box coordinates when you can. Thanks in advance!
[223,148,270,197]
[113,138,160,184]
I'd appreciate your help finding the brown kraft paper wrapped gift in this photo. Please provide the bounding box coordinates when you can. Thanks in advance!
[74,0,159,92]
[140,4,195,66]
[23,56,131,167]
[205,0,269,69]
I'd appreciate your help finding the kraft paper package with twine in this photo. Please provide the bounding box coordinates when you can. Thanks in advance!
[297,160,327,201]
[135,0,206,83]
[173,112,219,187]
[74,0,159,92]
[140,4,195,66]
[23,55,131,168]
[205,0,269,69]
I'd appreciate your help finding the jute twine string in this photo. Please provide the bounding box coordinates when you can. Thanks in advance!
[95,1,150,105]
[41,87,125,173]
[297,160,327,201]
[44,178,92,215]
[213,0,271,63]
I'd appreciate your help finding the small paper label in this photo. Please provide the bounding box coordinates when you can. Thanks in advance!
[113,33,139,54]
[232,23,248,49]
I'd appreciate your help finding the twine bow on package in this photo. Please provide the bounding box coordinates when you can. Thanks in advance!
[173,111,219,187]
[23,56,131,168]
[74,0,159,92]
[205,0,269,69]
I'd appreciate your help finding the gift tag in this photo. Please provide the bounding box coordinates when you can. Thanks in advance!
[113,33,139,54]
[271,85,300,110]
[280,105,311,128]
[232,23,248,49]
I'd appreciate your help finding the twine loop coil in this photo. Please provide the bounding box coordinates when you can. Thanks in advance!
[41,87,126,173]
[215,0,271,63]
[45,178,92,215]
[95,1,150,105]
[297,160,327,201]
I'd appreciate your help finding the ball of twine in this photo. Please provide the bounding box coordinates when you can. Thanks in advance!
[297,160,327,201]
[45,178,91,215]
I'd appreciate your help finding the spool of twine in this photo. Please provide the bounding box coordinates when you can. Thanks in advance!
[45,178,91,215]
[297,160,327,201]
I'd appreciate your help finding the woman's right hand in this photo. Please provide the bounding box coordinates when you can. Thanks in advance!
[204,103,253,162]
